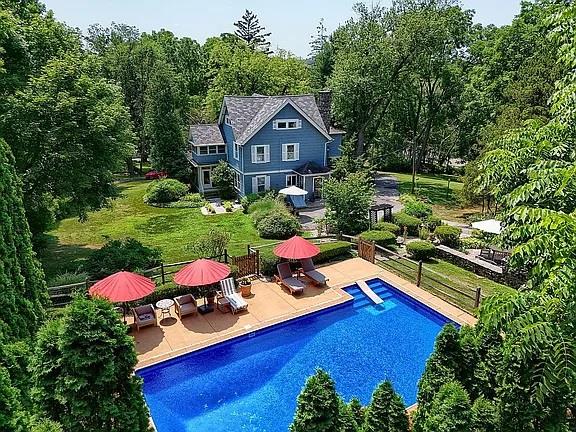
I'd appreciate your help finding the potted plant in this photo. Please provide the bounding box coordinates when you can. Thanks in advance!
[239,278,252,298]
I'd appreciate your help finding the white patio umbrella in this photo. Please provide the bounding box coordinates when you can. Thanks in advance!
[278,185,308,196]
[471,219,502,235]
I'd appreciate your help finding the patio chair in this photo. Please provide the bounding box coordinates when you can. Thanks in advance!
[300,258,328,286]
[275,262,305,295]
[174,294,198,319]
[219,278,248,315]
[132,304,157,332]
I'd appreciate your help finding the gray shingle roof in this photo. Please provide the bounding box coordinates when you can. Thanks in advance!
[189,124,224,145]
[223,95,329,144]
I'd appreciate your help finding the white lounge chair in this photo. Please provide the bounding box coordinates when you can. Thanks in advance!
[219,278,248,315]
[300,258,329,286]
[275,262,305,295]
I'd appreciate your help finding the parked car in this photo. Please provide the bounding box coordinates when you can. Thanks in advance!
[145,170,167,180]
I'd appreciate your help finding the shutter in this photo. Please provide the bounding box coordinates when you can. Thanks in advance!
[252,177,258,193]
[265,176,270,191]
[294,143,300,161]
[282,144,287,161]
[251,146,257,163]
[272,120,278,130]
[297,119,302,128]
[265,145,270,163]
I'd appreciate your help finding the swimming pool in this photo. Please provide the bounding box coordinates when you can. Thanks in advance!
[138,278,454,432]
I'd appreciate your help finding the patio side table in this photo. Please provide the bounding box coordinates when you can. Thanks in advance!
[216,297,231,313]
[155,299,174,320]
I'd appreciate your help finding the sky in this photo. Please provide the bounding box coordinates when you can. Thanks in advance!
[42,0,522,57]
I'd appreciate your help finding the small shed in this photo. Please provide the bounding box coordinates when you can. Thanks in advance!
[369,204,394,227]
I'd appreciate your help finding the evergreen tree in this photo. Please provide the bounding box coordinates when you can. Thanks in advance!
[309,18,328,59]
[291,369,341,432]
[339,399,359,432]
[233,10,272,54]
[145,63,189,179]
[0,138,46,340]
[31,297,151,432]
[348,397,365,427]
[362,381,409,432]
[0,366,24,432]
[420,381,472,432]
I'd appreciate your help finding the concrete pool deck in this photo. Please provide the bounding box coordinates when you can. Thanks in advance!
[133,258,477,368]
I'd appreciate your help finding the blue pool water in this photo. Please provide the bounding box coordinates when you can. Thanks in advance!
[138,278,453,432]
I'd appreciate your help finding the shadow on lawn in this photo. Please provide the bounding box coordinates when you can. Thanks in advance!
[38,234,96,280]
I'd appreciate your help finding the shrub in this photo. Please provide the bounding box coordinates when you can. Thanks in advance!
[83,238,162,279]
[424,215,443,231]
[401,194,432,219]
[419,227,431,240]
[187,229,231,259]
[434,225,462,247]
[290,369,341,432]
[249,197,286,225]
[256,210,301,239]
[460,237,488,250]
[471,397,500,432]
[393,212,422,236]
[362,381,409,432]
[49,271,88,287]
[223,201,233,212]
[241,193,264,211]
[373,222,401,235]
[211,160,236,199]
[180,193,205,207]
[406,240,436,261]
[359,230,397,248]
[143,179,188,204]
[421,381,472,432]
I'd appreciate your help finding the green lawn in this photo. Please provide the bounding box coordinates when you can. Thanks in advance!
[386,171,482,222]
[378,257,514,314]
[40,180,267,280]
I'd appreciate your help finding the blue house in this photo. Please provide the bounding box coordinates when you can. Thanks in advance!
[187,91,344,199]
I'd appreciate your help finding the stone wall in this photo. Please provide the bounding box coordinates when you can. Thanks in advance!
[436,245,525,289]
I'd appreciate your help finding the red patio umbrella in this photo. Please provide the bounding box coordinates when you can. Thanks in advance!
[173,259,230,314]
[273,235,320,260]
[89,271,156,323]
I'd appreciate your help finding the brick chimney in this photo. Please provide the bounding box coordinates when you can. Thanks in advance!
[316,89,332,131]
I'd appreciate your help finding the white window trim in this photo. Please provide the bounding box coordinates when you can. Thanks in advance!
[233,171,241,191]
[233,142,240,160]
[194,144,226,155]
[282,143,300,162]
[251,145,270,164]
[286,174,297,187]
[252,175,270,193]
[273,119,302,130]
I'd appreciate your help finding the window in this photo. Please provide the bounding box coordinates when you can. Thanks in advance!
[273,119,302,130]
[286,174,297,187]
[253,175,269,193]
[282,143,300,161]
[233,171,241,191]
[233,142,240,160]
[201,168,211,187]
[251,145,270,164]
[195,145,225,155]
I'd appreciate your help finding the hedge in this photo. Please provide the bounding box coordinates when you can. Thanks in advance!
[143,179,188,204]
[256,210,300,239]
[393,212,422,236]
[359,230,397,248]
[373,222,401,235]
[259,241,353,276]
[424,215,443,231]
[406,240,436,261]
[434,225,462,247]
[460,237,489,250]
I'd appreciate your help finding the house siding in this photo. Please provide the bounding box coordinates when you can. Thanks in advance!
[191,150,226,166]
[241,105,330,174]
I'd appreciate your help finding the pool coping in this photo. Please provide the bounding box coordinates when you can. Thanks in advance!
[135,268,476,372]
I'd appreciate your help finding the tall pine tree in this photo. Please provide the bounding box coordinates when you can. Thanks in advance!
[362,381,409,432]
[234,10,272,54]
[0,138,47,341]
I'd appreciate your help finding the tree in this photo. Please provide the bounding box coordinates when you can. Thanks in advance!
[0,366,24,432]
[0,138,47,340]
[234,10,272,54]
[362,381,409,432]
[338,399,359,432]
[145,63,189,179]
[31,297,151,432]
[211,160,236,199]
[1,54,135,236]
[290,369,341,432]
[323,172,374,235]
[420,381,472,432]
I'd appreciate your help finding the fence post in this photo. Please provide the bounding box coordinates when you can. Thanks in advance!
[247,244,250,255]
[475,287,482,308]
[256,249,260,276]
[416,261,423,287]
[85,277,89,291]
[224,249,228,264]
[160,262,166,285]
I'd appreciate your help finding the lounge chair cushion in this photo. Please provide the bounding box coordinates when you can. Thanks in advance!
[176,294,193,305]
[227,293,248,310]
[138,313,154,322]
[305,269,326,284]
[284,277,305,289]
[178,303,196,314]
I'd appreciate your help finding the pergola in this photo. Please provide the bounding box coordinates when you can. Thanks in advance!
[369,204,394,228]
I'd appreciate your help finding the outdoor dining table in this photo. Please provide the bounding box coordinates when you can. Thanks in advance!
[155,298,175,320]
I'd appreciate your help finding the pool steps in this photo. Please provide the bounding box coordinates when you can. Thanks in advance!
[355,280,384,305]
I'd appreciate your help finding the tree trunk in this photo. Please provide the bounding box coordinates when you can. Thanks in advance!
[356,130,365,156]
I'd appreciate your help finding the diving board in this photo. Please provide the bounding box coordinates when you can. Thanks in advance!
[356,280,383,305]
